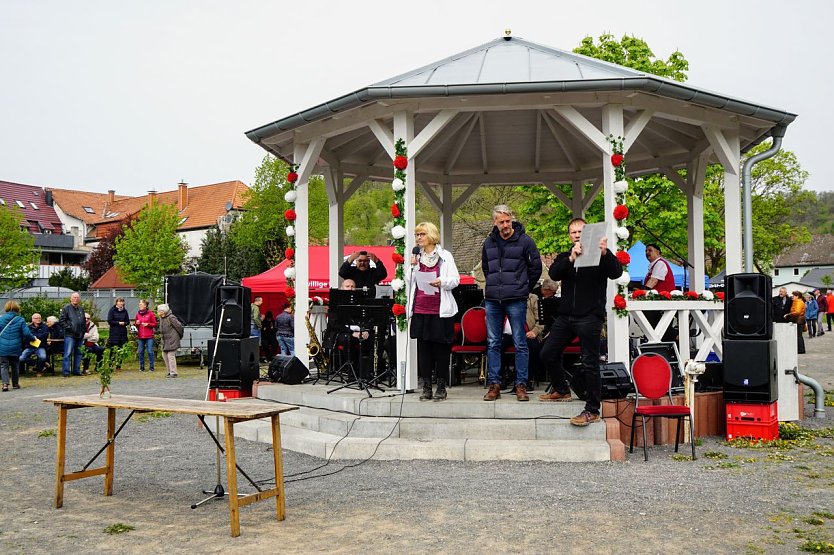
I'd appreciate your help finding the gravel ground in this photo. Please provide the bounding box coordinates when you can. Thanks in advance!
[1,337,832,555]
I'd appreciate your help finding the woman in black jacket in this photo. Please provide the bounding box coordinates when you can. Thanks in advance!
[106,297,131,370]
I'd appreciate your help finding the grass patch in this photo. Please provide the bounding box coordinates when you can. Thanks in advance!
[103,523,135,535]
[37,429,56,438]
[814,511,834,520]
[804,517,826,526]
[703,451,728,459]
[671,454,693,461]
[704,461,740,470]
[799,540,834,553]
[135,411,172,423]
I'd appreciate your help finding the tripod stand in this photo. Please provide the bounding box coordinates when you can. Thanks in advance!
[192,302,243,509]
[327,304,389,398]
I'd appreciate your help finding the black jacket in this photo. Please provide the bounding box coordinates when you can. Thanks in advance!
[772,295,791,323]
[481,221,542,302]
[59,303,86,339]
[549,247,623,319]
[107,305,131,343]
[338,261,388,296]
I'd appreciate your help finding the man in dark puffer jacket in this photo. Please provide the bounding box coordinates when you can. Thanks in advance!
[481,205,542,402]
[539,218,623,427]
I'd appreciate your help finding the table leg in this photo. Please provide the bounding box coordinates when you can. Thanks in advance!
[55,405,67,508]
[223,417,240,537]
[104,407,115,495]
[271,414,286,521]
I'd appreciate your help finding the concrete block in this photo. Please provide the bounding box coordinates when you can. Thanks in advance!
[534,418,606,440]
[398,418,535,440]
[464,439,610,462]
[326,438,466,461]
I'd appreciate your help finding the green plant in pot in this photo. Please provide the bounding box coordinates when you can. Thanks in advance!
[97,344,130,398]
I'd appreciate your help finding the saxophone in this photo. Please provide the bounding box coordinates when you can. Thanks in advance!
[306,306,329,373]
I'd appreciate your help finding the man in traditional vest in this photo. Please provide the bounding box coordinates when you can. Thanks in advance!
[643,243,676,292]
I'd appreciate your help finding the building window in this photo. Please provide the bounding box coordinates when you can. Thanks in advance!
[83,206,95,214]
[16,200,25,208]
[178,216,188,225]
[794,268,799,276]
[0,198,5,205]
[30,202,39,210]
[774,269,779,276]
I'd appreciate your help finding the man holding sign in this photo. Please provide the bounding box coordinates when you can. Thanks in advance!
[539,218,623,426]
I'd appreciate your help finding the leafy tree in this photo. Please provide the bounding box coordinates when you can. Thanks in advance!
[83,226,124,283]
[233,155,328,270]
[114,203,187,299]
[0,205,37,290]
[574,33,689,82]
[48,267,90,291]
[19,295,65,322]
[197,226,267,282]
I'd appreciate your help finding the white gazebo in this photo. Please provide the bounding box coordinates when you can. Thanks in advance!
[246,35,796,390]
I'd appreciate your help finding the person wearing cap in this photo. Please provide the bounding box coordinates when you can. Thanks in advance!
[338,251,388,296]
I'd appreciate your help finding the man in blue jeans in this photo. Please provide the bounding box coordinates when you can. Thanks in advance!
[59,292,86,377]
[539,218,623,426]
[481,205,542,402]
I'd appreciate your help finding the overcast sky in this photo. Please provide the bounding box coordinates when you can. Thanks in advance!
[2,0,831,196]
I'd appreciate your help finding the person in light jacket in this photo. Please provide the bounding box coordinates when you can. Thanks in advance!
[157,303,183,378]
[408,222,460,401]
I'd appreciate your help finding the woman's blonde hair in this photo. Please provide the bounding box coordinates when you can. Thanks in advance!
[4,300,20,313]
[415,222,440,246]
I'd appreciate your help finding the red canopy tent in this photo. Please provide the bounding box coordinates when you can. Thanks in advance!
[242,245,474,317]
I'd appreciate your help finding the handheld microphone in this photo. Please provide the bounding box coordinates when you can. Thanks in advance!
[411,246,420,266]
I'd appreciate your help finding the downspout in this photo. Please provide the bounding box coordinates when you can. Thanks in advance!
[788,368,826,418]
[741,125,786,272]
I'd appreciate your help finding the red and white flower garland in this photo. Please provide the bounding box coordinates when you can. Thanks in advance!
[389,139,408,330]
[608,135,631,317]
[283,164,299,310]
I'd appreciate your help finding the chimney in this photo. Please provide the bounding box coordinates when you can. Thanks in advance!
[147,190,157,207]
[177,181,188,211]
[108,189,115,203]
[45,189,53,207]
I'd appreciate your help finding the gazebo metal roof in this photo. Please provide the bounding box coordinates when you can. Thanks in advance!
[247,36,795,183]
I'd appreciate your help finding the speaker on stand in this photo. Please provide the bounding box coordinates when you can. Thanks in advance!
[722,273,777,404]
[214,285,252,338]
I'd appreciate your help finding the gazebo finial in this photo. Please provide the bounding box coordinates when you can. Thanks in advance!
[504,28,512,40]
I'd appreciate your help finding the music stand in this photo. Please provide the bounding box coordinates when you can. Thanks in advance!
[327,304,390,398]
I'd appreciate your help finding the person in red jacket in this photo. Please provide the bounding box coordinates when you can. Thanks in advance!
[134,299,157,372]
[826,289,834,332]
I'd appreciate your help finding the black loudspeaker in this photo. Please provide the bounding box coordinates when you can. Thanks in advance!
[567,362,634,401]
[214,285,252,338]
[725,273,772,340]
[268,354,309,385]
[207,337,260,387]
[696,362,724,392]
[723,339,777,403]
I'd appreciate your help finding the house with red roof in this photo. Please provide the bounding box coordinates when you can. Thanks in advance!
[0,179,88,284]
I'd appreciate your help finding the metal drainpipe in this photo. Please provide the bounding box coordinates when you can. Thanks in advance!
[741,126,786,272]
[790,368,827,418]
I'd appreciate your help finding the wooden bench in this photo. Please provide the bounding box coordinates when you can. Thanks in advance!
[44,394,298,537]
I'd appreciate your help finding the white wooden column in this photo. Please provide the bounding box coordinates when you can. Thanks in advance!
[704,126,741,274]
[323,167,344,288]
[687,152,709,292]
[440,182,453,248]
[601,104,629,365]
[394,110,417,391]
[292,138,325,363]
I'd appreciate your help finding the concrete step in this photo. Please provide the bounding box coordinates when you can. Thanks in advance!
[212,418,609,461]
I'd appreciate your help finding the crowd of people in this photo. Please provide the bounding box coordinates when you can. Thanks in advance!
[773,286,834,355]
[0,293,187,392]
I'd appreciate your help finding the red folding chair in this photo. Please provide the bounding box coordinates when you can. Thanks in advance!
[450,307,487,385]
[629,353,696,461]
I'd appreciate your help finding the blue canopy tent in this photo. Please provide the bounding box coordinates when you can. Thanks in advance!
[626,241,709,289]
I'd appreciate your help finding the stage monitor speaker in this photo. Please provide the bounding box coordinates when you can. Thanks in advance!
[637,341,684,392]
[724,273,772,340]
[695,362,724,392]
[566,362,634,401]
[207,337,260,386]
[268,354,309,385]
[214,285,252,338]
[722,338,777,403]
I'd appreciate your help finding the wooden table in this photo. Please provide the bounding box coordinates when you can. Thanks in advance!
[44,394,298,537]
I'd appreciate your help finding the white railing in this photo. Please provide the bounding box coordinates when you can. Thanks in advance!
[627,300,724,361]
[35,264,85,280]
